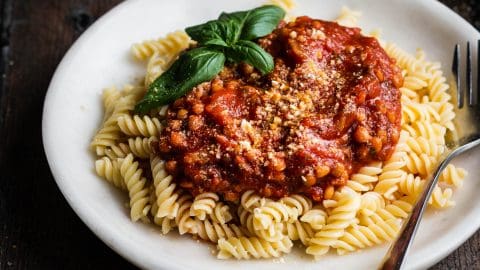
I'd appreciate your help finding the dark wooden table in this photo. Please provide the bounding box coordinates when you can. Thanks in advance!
[0,0,478,269]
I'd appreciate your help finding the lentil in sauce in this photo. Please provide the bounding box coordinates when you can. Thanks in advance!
[156,17,403,202]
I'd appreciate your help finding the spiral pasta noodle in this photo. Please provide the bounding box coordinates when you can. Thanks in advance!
[174,194,197,235]
[95,156,126,190]
[334,218,401,255]
[144,52,170,87]
[439,164,467,188]
[118,114,162,137]
[306,189,361,259]
[253,200,298,230]
[102,86,122,120]
[91,85,145,155]
[193,219,244,243]
[374,151,408,200]
[359,192,385,217]
[190,192,220,220]
[279,194,312,217]
[128,136,157,159]
[150,155,180,219]
[131,31,192,61]
[240,190,263,212]
[149,187,176,234]
[347,162,383,192]
[209,202,233,225]
[104,142,131,160]
[238,206,285,242]
[384,43,426,74]
[284,220,314,245]
[217,236,293,259]
[300,208,328,231]
[119,154,151,222]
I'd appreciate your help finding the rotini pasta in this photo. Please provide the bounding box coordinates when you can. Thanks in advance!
[306,190,361,259]
[131,31,192,61]
[95,156,126,190]
[150,188,176,234]
[118,154,151,222]
[128,136,157,159]
[238,206,285,242]
[174,194,196,235]
[190,192,219,220]
[253,200,298,230]
[334,218,401,255]
[439,164,467,188]
[150,155,179,219]
[217,236,293,259]
[374,151,408,200]
[117,114,162,137]
[284,220,314,245]
[209,202,233,224]
[300,207,328,231]
[91,85,145,155]
[104,142,131,160]
[193,219,244,243]
[279,194,312,217]
[240,190,263,212]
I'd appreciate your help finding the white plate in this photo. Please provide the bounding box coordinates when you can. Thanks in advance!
[42,0,480,269]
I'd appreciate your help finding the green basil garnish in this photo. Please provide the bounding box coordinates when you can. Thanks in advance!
[134,5,285,113]
[135,48,225,113]
[228,40,274,75]
[219,5,286,41]
[185,19,241,47]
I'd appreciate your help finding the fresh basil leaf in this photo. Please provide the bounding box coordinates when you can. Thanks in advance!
[134,60,180,113]
[185,19,240,46]
[219,5,285,41]
[227,40,274,75]
[135,48,225,113]
[218,10,249,25]
[241,5,285,40]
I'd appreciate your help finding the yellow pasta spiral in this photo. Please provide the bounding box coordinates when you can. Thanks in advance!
[194,219,244,243]
[131,31,192,61]
[119,154,151,222]
[95,156,126,190]
[150,155,179,219]
[117,114,162,137]
[190,192,220,220]
[217,236,293,259]
[128,136,157,159]
[306,189,361,258]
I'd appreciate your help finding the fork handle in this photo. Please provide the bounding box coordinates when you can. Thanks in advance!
[379,158,450,270]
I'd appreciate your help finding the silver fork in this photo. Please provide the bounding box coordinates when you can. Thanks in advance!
[379,41,480,270]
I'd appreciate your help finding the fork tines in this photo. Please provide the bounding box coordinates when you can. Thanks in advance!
[452,41,479,108]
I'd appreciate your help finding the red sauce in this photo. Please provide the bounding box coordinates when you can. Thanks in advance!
[156,17,403,202]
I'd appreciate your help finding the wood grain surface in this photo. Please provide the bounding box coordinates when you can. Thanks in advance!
[0,0,478,269]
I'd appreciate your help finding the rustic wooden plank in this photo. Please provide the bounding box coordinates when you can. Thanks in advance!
[0,0,478,269]
[439,0,480,29]
[0,0,134,269]
[432,232,480,269]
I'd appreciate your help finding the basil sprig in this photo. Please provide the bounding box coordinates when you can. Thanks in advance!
[135,5,285,113]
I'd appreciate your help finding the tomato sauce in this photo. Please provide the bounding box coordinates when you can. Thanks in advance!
[155,17,403,202]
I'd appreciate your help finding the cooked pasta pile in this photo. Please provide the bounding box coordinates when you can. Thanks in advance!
[90,2,467,260]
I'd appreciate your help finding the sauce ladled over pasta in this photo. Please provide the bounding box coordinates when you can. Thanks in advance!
[156,17,403,202]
